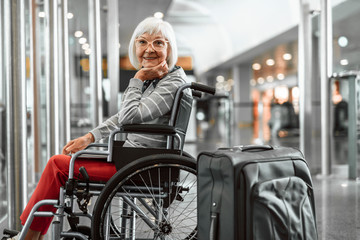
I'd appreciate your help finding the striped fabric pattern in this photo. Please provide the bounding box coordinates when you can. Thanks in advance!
[90,67,187,148]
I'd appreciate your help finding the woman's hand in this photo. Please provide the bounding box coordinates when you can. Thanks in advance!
[134,60,168,81]
[62,132,95,155]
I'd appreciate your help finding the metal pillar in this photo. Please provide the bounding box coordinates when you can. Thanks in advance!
[29,0,40,184]
[332,72,359,179]
[60,0,71,145]
[89,0,103,127]
[232,65,252,144]
[45,0,60,157]
[298,0,313,160]
[348,75,359,179]
[320,0,333,176]
[5,0,28,229]
[107,0,120,116]
[0,1,3,97]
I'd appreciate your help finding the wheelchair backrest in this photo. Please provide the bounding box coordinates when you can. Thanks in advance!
[111,88,192,169]
[169,84,193,149]
[174,93,193,134]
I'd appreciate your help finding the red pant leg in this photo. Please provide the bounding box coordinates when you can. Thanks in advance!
[20,154,117,235]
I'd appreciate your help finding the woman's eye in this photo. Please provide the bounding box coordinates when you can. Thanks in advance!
[137,40,147,45]
[155,40,164,46]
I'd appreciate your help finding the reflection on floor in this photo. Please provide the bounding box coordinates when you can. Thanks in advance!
[1,128,360,239]
[314,173,360,240]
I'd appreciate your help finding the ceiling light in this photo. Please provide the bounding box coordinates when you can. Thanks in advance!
[250,79,256,86]
[79,37,87,44]
[224,84,232,91]
[38,12,46,18]
[266,59,275,66]
[216,75,225,82]
[82,43,90,50]
[154,12,164,19]
[266,76,274,82]
[216,82,224,89]
[277,73,285,80]
[84,49,91,55]
[283,53,292,61]
[74,31,83,38]
[67,12,74,19]
[252,63,261,70]
[340,59,348,65]
[257,77,264,84]
[196,112,205,121]
[338,36,348,47]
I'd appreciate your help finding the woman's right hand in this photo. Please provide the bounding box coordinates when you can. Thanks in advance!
[134,60,168,81]
[62,132,95,155]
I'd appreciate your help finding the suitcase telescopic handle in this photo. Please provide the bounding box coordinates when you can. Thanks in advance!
[236,145,273,152]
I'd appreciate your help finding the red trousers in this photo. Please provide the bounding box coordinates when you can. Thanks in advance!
[20,154,117,235]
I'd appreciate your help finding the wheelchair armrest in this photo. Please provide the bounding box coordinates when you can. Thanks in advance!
[68,150,109,179]
[121,124,180,135]
[85,143,108,150]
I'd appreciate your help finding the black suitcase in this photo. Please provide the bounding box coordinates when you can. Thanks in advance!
[197,145,317,240]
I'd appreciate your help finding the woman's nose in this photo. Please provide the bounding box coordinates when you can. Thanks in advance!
[145,44,155,52]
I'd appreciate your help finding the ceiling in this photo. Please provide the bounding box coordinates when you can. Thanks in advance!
[66,0,360,77]
[67,0,264,75]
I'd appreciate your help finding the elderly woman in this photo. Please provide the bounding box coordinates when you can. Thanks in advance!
[13,16,187,240]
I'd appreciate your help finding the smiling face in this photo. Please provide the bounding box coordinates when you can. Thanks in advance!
[135,32,169,68]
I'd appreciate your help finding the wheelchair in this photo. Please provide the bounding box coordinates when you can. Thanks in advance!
[4,82,215,240]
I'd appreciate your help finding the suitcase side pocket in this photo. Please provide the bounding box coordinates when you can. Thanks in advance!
[252,176,317,240]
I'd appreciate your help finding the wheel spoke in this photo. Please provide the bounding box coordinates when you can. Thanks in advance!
[92,155,197,240]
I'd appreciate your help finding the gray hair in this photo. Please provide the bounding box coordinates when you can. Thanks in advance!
[128,17,178,70]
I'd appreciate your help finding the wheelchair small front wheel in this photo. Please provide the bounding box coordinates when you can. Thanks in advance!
[92,154,197,240]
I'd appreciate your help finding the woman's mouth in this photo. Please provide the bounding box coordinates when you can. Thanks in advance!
[143,57,157,60]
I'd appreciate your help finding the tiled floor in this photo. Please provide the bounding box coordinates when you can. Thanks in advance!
[1,127,360,239]
[314,174,360,240]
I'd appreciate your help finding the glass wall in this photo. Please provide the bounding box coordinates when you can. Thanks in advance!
[68,0,92,138]
[0,0,112,230]
[67,0,109,139]
[330,0,360,176]
[249,41,299,146]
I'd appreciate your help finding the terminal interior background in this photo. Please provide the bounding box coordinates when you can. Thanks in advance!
[1,0,360,239]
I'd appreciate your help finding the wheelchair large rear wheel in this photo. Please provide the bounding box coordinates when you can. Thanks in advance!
[92,154,197,240]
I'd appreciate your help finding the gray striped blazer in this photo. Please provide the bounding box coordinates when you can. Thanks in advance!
[90,67,188,148]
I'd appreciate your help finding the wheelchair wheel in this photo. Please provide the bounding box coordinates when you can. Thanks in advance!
[92,154,197,240]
